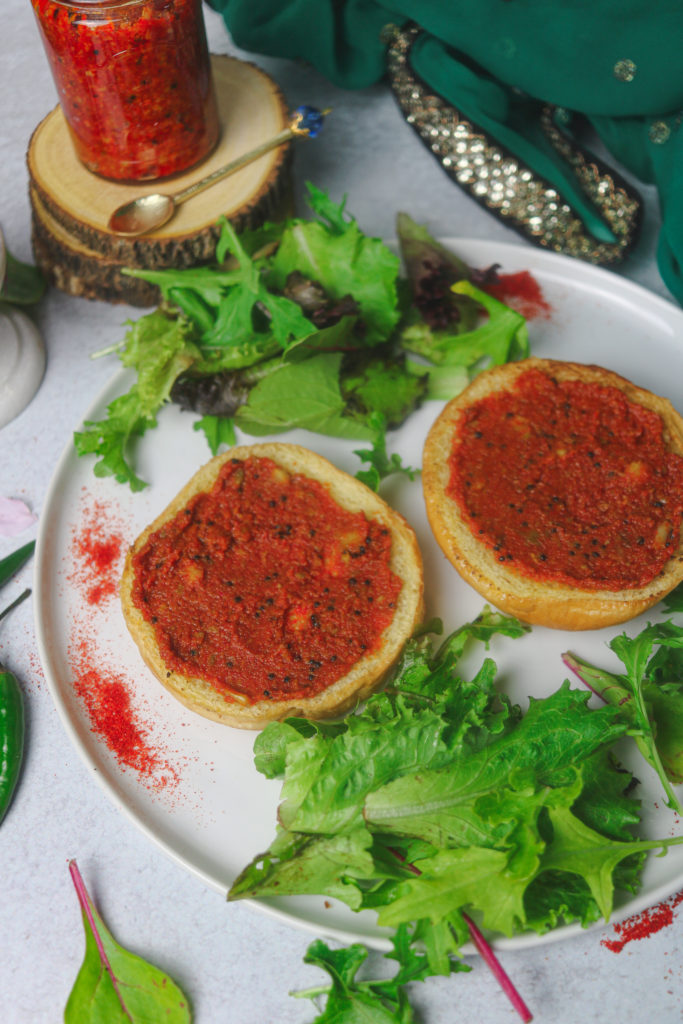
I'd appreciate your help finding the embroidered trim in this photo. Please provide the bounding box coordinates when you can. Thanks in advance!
[384,23,642,266]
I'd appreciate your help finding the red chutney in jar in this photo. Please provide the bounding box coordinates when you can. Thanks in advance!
[30,0,219,180]
[448,367,683,590]
[130,457,403,704]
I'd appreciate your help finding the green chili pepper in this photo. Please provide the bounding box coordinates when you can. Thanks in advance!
[0,541,35,825]
[0,663,24,824]
[0,540,35,588]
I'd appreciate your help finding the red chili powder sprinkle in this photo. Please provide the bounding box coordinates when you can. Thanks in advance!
[71,635,179,791]
[484,270,553,321]
[67,494,180,792]
[70,498,124,606]
[601,890,683,953]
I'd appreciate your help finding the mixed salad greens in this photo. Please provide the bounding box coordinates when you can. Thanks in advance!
[228,605,683,1022]
[74,185,529,491]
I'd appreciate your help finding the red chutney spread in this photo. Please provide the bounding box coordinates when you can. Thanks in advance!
[130,457,403,703]
[448,368,683,590]
[31,0,219,180]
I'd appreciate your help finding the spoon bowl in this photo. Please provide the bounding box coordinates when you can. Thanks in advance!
[108,193,176,236]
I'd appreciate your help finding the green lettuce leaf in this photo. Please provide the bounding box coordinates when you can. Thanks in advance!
[342,353,428,428]
[540,805,682,920]
[0,248,46,306]
[267,188,401,345]
[230,608,683,957]
[353,412,420,491]
[398,281,529,370]
[564,620,683,811]
[229,827,375,910]
[78,190,535,490]
[193,414,236,454]
[74,311,201,489]
[235,352,375,440]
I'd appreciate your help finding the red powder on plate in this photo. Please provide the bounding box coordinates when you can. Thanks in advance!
[71,636,177,789]
[602,890,683,952]
[484,270,553,321]
[68,494,180,792]
[70,498,124,606]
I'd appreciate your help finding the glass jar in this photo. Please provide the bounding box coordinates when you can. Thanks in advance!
[30,0,220,181]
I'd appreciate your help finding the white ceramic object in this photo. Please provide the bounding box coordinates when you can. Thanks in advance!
[0,308,47,429]
[0,228,46,429]
[34,239,683,953]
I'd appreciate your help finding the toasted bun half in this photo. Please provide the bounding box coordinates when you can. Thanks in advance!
[121,443,424,727]
[423,358,683,630]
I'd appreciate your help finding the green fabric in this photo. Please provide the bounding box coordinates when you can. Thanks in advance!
[207,0,683,302]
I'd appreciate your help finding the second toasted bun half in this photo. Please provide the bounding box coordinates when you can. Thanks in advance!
[423,358,683,630]
[121,443,424,728]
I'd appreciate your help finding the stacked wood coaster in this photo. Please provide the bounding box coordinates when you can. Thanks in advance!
[27,55,293,306]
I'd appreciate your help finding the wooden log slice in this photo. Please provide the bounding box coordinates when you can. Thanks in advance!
[27,55,294,303]
[30,188,161,305]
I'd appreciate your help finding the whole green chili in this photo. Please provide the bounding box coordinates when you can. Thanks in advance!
[0,662,24,824]
[0,541,35,588]
[0,540,35,824]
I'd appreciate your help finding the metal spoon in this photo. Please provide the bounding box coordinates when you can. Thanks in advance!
[107,106,328,238]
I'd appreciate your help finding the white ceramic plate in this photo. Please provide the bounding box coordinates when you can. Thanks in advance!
[34,239,683,953]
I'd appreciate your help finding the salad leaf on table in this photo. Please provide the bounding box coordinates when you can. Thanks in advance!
[65,861,191,1023]
[0,247,46,308]
[74,186,532,490]
[292,926,465,1024]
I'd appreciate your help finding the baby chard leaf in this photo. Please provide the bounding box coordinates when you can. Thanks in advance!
[65,861,191,1024]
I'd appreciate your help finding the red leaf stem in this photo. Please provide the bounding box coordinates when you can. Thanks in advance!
[463,912,533,1023]
[386,845,533,1020]
[68,860,133,1021]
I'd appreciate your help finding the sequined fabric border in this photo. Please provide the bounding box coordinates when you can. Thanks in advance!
[385,24,642,266]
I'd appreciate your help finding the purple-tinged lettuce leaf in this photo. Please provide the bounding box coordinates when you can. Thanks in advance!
[396,211,477,331]
[396,281,529,403]
[267,193,401,345]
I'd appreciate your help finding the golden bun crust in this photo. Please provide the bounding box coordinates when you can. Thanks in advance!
[423,358,683,630]
[121,443,424,728]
